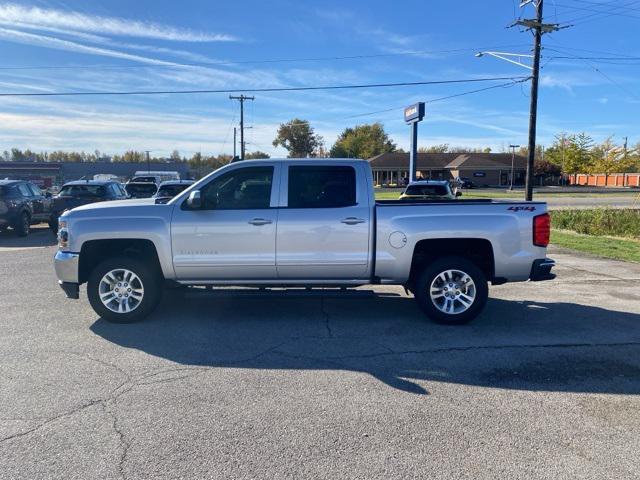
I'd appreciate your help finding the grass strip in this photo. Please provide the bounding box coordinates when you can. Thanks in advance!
[551,230,640,263]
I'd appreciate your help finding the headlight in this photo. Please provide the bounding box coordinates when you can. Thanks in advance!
[57,220,69,249]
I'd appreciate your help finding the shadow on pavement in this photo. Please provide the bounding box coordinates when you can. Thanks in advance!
[0,224,56,248]
[91,291,640,396]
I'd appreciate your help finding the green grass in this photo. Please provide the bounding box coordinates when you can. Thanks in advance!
[551,209,640,239]
[551,230,640,263]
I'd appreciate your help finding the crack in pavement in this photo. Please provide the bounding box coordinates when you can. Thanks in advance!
[0,398,104,444]
[102,401,130,480]
[320,297,333,338]
[1,340,292,444]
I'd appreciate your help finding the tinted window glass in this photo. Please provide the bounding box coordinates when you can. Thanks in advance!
[404,185,450,196]
[288,166,356,208]
[28,184,43,196]
[200,167,273,210]
[17,184,31,197]
[107,184,119,197]
[131,176,157,184]
[0,186,6,196]
[157,184,191,198]
[59,184,107,197]
[125,183,157,198]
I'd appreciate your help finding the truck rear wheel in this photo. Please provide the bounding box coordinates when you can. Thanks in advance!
[87,256,161,323]
[414,256,488,325]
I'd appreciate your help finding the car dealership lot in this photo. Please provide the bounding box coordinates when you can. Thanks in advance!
[1,231,640,479]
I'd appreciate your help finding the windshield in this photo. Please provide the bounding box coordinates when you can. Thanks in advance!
[125,183,157,198]
[156,184,191,197]
[58,184,106,197]
[404,185,451,197]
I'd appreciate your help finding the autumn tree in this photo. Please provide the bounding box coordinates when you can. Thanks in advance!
[272,119,324,158]
[245,151,270,159]
[329,122,396,159]
[418,144,449,153]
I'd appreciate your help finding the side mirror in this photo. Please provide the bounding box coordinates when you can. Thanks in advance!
[456,191,462,197]
[186,190,202,209]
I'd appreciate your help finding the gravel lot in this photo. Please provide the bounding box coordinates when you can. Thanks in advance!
[1,227,639,479]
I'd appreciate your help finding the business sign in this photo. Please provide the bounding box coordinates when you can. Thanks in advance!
[404,102,425,123]
[473,172,486,177]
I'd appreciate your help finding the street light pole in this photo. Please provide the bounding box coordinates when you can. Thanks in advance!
[509,144,520,190]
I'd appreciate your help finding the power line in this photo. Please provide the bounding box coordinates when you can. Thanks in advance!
[545,46,640,99]
[0,76,528,97]
[556,1,640,20]
[344,78,531,119]
[0,44,532,72]
[558,0,640,24]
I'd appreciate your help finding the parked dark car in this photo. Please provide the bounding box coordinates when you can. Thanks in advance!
[153,180,194,203]
[51,180,129,231]
[0,179,57,236]
[125,181,158,199]
[454,176,475,189]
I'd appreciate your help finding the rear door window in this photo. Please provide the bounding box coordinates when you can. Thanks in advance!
[288,166,356,208]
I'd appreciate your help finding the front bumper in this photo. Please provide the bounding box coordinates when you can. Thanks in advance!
[54,250,80,284]
[529,258,556,281]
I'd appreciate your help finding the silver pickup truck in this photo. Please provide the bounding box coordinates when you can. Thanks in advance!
[54,159,555,325]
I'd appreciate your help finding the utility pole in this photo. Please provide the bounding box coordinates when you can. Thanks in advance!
[229,95,254,160]
[509,144,520,190]
[145,150,151,173]
[623,136,628,158]
[233,127,237,158]
[516,0,561,201]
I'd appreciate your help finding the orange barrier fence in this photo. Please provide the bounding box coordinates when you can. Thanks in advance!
[569,173,640,187]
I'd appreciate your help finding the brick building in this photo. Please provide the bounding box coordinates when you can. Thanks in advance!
[368,152,527,187]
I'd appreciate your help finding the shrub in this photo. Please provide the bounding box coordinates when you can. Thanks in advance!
[551,208,640,239]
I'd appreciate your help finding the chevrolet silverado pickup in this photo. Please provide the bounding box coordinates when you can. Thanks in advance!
[54,159,555,325]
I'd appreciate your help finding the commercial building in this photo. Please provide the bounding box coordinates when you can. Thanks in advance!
[368,152,528,187]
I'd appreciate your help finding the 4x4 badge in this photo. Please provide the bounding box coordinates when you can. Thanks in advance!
[508,206,536,212]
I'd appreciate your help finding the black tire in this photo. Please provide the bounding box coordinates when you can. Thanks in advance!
[414,256,488,325]
[87,256,162,323]
[48,214,59,234]
[15,211,30,237]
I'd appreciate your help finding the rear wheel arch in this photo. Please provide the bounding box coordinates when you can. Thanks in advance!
[407,238,495,288]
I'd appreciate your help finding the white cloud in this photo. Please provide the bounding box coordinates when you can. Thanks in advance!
[0,27,181,65]
[0,3,237,42]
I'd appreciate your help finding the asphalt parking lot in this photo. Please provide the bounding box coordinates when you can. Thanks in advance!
[1,227,639,479]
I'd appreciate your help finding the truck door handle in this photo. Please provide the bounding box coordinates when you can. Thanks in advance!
[341,217,365,225]
[248,218,272,226]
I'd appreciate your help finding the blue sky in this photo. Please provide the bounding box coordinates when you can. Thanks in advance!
[0,0,637,157]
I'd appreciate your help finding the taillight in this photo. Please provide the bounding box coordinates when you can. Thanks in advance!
[533,213,550,247]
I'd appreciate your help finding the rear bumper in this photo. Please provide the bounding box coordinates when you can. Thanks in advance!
[529,258,556,281]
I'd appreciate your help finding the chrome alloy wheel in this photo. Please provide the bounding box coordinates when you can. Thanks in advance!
[429,269,476,315]
[98,268,144,314]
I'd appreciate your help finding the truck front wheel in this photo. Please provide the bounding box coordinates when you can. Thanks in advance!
[414,256,488,325]
[87,256,162,323]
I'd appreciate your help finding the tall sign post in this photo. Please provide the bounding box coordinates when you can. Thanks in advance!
[404,102,425,183]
